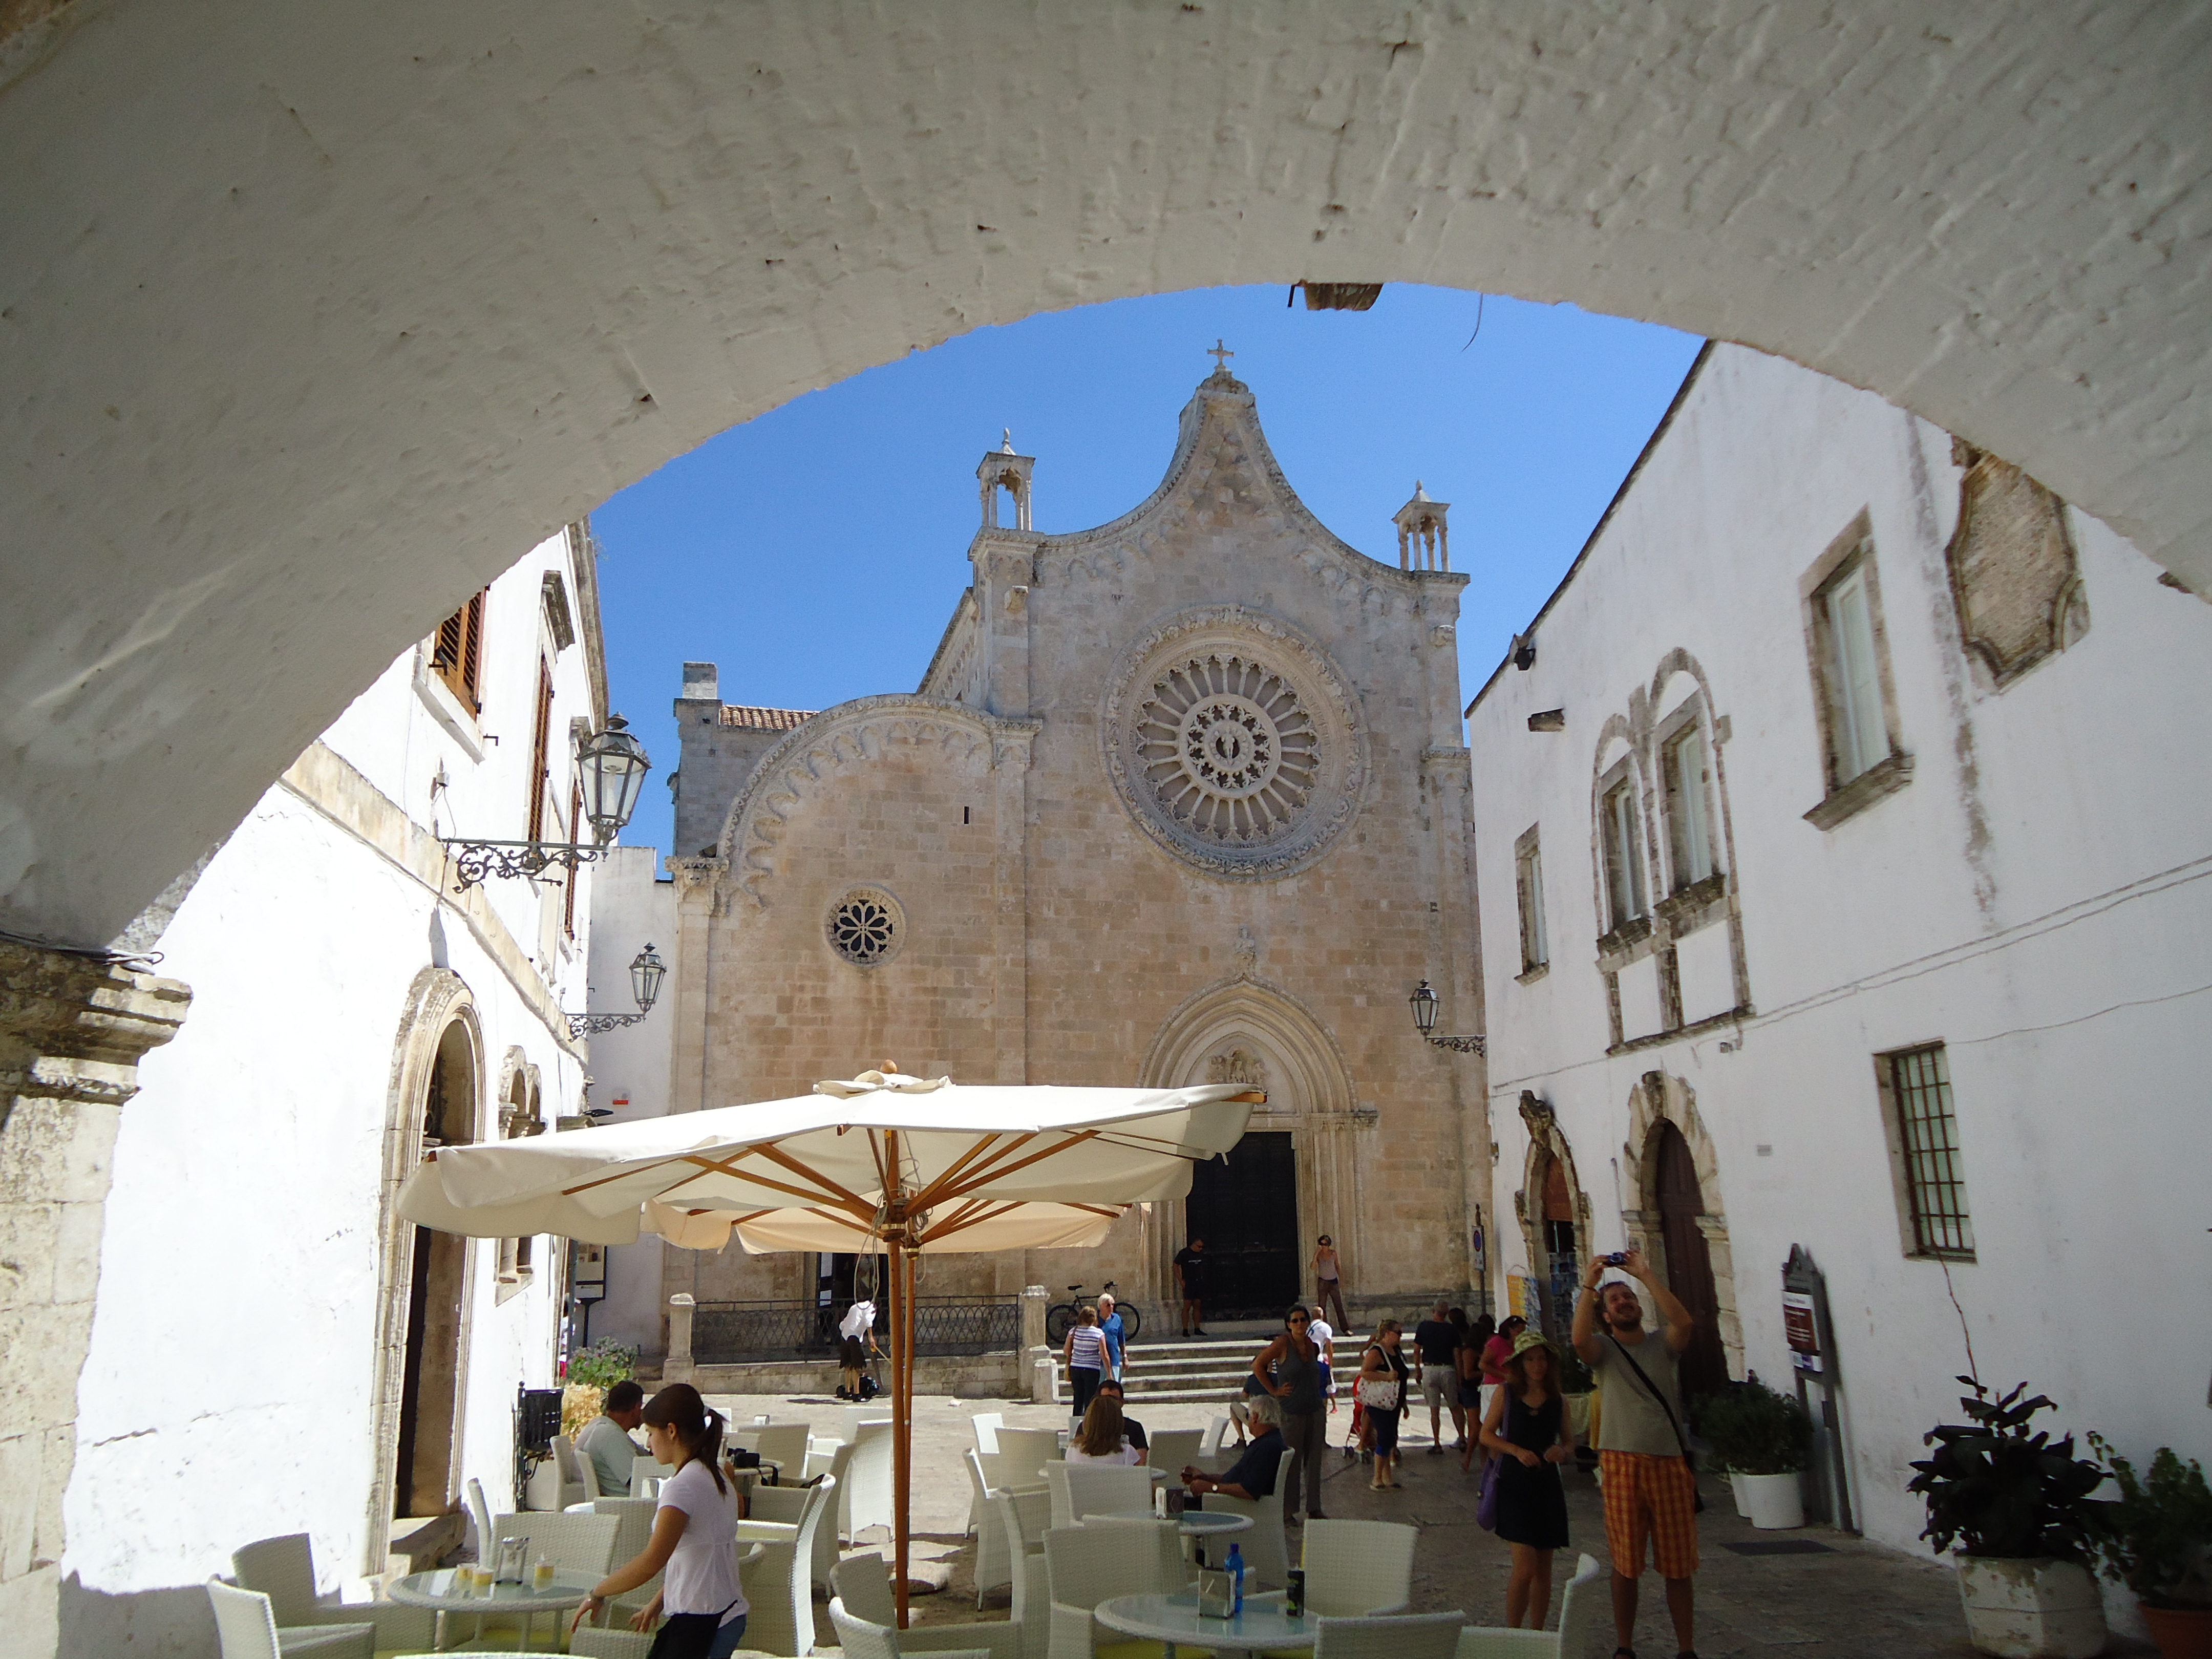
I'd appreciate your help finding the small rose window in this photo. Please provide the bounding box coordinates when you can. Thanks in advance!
[826,887,904,966]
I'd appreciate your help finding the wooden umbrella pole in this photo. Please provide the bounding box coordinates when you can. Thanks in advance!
[890,1239,916,1627]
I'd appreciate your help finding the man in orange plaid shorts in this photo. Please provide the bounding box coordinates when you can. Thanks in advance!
[1573,1249,1700,1659]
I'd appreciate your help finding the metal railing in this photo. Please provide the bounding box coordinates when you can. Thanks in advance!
[692,1296,1019,1365]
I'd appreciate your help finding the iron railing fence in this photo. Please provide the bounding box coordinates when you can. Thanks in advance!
[692,1296,1020,1365]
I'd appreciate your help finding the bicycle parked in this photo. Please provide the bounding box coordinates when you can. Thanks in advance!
[1045,1282,1142,1345]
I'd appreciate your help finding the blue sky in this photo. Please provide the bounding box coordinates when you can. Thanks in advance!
[592,284,1704,860]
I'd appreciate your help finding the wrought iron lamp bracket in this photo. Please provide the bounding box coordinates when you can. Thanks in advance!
[1422,1033,1487,1055]
[440,837,611,892]
[565,1010,648,1038]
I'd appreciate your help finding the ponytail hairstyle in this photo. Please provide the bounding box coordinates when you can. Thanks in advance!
[641,1382,727,1495]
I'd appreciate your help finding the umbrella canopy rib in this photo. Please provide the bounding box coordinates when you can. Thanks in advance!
[926,1129,1102,1206]
[901,1129,1028,1214]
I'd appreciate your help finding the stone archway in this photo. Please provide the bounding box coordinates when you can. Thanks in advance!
[1141,973,1360,1313]
[4,5,2209,956]
[366,968,483,1569]
[1621,1068,1742,1385]
[1512,1092,1593,1345]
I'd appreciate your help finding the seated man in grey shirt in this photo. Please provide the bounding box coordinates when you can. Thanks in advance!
[573,1378,648,1496]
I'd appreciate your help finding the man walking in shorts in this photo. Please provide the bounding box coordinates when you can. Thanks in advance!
[1572,1249,1700,1659]
[1413,1300,1463,1452]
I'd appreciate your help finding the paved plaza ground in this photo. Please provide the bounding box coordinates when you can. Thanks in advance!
[704,1389,2155,1659]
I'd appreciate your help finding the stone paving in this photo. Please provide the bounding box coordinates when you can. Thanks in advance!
[706,1389,2154,1658]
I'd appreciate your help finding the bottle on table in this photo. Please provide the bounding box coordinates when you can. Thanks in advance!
[1226,1543,1244,1617]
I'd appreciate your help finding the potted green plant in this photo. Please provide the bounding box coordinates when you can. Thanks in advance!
[2086,1436,2212,1659]
[1910,1378,2113,1658]
[1725,1374,1813,1528]
[1693,1387,1753,1516]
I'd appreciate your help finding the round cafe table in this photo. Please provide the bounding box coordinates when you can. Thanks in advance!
[1175,1509,1253,1541]
[387,1566,599,1652]
[1096,1591,1316,1658]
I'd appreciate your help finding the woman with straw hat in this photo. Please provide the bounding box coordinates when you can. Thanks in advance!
[1477,1328,1576,1629]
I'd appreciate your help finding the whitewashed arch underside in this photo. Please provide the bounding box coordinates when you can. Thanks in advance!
[5,2,2211,949]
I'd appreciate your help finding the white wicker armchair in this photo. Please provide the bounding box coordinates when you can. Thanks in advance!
[229,1533,433,1653]
[1042,1524,1181,1659]
[1313,1611,1467,1659]
[737,1475,836,1655]
[206,1580,374,1659]
[1298,1519,1417,1615]
[1453,1554,1606,1659]
[1187,1488,1287,1587]
[831,1556,1024,1659]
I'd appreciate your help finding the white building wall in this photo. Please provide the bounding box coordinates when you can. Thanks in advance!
[1467,345,2212,1563]
[60,532,608,1655]
[579,844,677,1359]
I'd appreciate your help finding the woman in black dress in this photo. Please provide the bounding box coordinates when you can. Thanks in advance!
[1477,1328,1575,1628]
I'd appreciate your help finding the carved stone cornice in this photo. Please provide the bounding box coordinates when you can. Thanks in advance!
[1,940,190,1115]
[1517,1088,1556,1143]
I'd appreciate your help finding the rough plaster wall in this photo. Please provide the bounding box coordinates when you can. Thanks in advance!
[4,0,2210,949]
[1467,344,2212,1560]
[679,379,1481,1314]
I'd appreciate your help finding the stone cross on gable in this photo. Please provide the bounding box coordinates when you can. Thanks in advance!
[1208,339,1233,373]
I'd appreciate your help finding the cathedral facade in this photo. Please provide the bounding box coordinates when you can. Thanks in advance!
[660,365,1490,1322]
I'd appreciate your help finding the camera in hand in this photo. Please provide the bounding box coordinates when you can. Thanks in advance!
[1602,1251,1630,1266]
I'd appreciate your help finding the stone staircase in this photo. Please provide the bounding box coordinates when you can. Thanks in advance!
[1114,1335,1263,1403]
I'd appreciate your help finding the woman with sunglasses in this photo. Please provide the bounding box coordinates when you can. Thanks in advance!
[1249,1304,1328,1521]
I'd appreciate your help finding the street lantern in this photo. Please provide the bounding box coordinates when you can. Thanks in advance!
[580,715,651,845]
[629,943,667,1014]
[1408,978,1484,1055]
[569,944,668,1039]
[440,713,652,890]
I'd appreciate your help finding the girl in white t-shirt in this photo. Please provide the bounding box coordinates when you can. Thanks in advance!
[572,1383,748,1659]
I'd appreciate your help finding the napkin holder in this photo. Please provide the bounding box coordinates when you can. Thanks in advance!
[1196,1568,1235,1620]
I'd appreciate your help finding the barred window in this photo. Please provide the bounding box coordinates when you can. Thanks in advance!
[1888,1044,1974,1258]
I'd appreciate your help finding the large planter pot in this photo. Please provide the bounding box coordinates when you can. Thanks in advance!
[1739,1471,1804,1529]
[2140,1603,2212,1659]
[1955,1556,2107,1658]
[1728,1471,1749,1517]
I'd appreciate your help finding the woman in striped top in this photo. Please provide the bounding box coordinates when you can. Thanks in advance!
[1064,1306,1108,1422]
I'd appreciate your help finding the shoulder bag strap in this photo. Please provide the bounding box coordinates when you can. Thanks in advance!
[1604,1332,1695,1463]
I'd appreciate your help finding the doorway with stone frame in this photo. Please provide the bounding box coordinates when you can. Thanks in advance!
[1620,1069,1741,1400]
[366,970,484,1568]
[1513,1092,1593,1347]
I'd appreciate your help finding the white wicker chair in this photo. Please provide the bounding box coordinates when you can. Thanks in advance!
[831,1555,1024,1659]
[1313,1611,1466,1659]
[1046,1463,1152,1528]
[828,1598,996,1659]
[1190,1488,1287,1588]
[1144,1429,1203,1473]
[1299,1519,1417,1615]
[569,1630,656,1659]
[995,1427,1059,1487]
[1043,1524,1187,1659]
[750,1472,843,1594]
[465,1476,495,1557]
[843,1418,896,1543]
[970,1449,1015,1603]
[578,1443,604,1500]
[737,1474,836,1655]
[755,1421,812,1478]
[971,1411,1006,1455]
[206,1580,374,1659]
[989,1490,1054,1659]
[489,1509,621,1649]
[1072,1515,1191,1592]
[229,1533,433,1652]
[1199,1418,1230,1456]
[632,1454,677,1498]
[1454,1554,1606,1659]
[550,1434,590,1509]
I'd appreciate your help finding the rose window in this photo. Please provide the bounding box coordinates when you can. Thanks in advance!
[826,888,903,965]
[1136,654,1318,843]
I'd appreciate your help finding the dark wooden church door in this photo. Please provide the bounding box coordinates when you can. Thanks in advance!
[1185,1131,1300,1319]
[1653,1120,1729,1402]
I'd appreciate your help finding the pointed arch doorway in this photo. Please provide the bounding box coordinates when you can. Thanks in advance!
[1652,1119,1730,1402]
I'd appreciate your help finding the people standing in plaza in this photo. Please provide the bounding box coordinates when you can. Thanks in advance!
[572,1382,747,1657]
[1251,1304,1329,1520]
[1480,1314,1524,1431]
[836,1296,882,1400]
[1065,1305,1108,1421]
[576,1378,649,1496]
[1414,1300,1465,1454]
[1572,1249,1700,1659]
[1307,1308,1338,1415]
[1174,1238,1207,1336]
[1480,1329,1576,1629]
[1312,1235,1349,1328]
[1357,1320,1412,1490]
[1458,1315,1496,1472]
[1096,1291,1127,1382]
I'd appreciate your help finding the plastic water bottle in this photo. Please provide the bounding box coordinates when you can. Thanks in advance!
[1226,1543,1244,1617]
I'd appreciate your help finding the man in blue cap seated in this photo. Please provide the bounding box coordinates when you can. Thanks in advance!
[1181,1393,1287,1500]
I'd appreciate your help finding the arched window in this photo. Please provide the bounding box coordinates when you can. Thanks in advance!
[1595,749,1649,936]
[1653,687,1724,895]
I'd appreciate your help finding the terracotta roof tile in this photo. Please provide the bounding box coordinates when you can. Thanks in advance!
[719,704,815,731]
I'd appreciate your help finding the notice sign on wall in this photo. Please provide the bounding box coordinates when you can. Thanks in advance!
[1782,1288,1822,1372]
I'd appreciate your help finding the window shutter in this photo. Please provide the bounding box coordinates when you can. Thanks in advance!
[563,779,582,937]
[434,609,464,671]
[526,658,554,842]
[460,591,486,711]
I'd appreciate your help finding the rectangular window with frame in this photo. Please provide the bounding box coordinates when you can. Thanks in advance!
[1822,561,1887,784]
[525,657,555,842]
[1663,724,1715,889]
[1515,828,1548,973]
[1600,779,1646,931]
[1886,1043,1974,1258]
[431,589,488,714]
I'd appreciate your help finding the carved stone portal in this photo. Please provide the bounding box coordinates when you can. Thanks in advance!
[1946,442,2088,687]
[1206,1047,1269,1090]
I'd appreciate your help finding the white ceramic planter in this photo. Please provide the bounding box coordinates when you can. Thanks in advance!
[1728,1471,1750,1517]
[1955,1556,2108,1658]
[1739,1471,1804,1529]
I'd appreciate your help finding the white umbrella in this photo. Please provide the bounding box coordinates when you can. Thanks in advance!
[397,1069,1261,1619]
